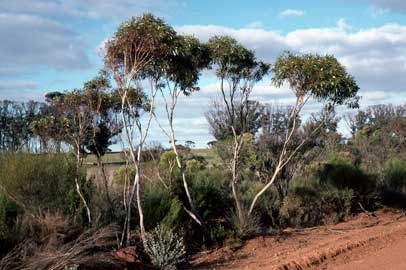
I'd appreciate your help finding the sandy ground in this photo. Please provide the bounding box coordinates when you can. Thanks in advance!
[331,234,406,270]
[190,209,406,270]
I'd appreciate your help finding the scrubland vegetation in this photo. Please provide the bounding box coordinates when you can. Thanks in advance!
[0,13,406,270]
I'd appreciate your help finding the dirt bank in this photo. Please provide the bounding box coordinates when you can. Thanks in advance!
[190,209,406,270]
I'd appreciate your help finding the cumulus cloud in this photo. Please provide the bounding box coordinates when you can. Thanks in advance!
[176,20,406,96]
[172,20,406,144]
[0,81,44,101]
[0,81,37,91]
[0,0,182,20]
[0,13,91,74]
[279,9,305,18]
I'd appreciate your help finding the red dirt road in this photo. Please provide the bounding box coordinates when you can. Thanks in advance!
[331,236,406,270]
[190,209,406,270]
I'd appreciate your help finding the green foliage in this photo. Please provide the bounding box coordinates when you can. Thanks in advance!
[227,207,260,239]
[281,185,353,228]
[114,166,135,186]
[189,168,232,221]
[208,224,232,246]
[208,36,269,80]
[214,133,258,169]
[105,13,177,78]
[316,155,376,197]
[383,158,406,194]
[159,151,179,172]
[185,159,206,173]
[0,193,18,256]
[143,183,183,231]
[143,224,186,270]
[272,51,360,108]
[0,100,47,152]
[238,177,282,228]
[280,154,378,228]
[0,153,88,218]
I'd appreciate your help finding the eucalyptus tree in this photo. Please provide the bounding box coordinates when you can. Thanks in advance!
[248,51,360,215]
[104,13,177,243]
[82,72,121,210]
[0,100,45,152]
[152,35,211,228]
[207,36,270,222]
[44,90,93,224]
[206,99,264,141]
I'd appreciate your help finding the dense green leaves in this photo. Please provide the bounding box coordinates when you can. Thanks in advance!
[272,51,360,108]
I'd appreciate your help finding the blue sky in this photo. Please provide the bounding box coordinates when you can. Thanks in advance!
[1,0,406,147]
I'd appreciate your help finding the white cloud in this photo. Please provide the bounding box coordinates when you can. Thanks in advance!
[279,9,305,18]
[172,20,406,144]
[0,13,91,74]
[176,20,406,98]
[0,0,182,20]
[0,81,37,91]
[0,81,43,101]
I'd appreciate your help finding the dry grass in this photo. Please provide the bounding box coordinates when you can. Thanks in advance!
[0,212,128,270]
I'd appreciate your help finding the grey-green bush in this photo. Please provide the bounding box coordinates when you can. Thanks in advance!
[143,224,186,270]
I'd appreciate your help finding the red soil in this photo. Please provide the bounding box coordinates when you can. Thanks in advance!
[189,209,406,270]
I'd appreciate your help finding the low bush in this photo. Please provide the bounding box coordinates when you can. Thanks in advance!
[0,194,18,257]
[0,153,89,219]
[382,158,406,194]
[143,224,186,270]
[143,183,183,231]
[281,185,353,227]
[280,154,376,228]
[189,168,231,221]
[227,207,260,239]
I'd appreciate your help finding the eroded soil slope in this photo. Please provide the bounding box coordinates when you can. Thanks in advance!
[190,209,406,270]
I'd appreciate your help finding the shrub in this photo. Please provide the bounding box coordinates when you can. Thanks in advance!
[317,155,376,198]
[0,194,18,256]
[143,224,186,270]
[227,207,260,239]
[238,176,282,228]
[208,223,232,246]
[185,159,206,173]
[281,185,353,227]
[143,183,183,231]
[189,168,231,221]
[383,158,406,194]
[0,153,90,222]
[280,155,374,228]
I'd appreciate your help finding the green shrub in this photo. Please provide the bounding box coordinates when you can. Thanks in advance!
[383,158,406,194]
[189,168,232,221]
[0,153,89,220]
[280,154,376,228]
[0,193,18,256]
[238,176,282,228]
[114,166,135,186]
[143,183,183,231]
[185,159,206,173]
[208,223,232,246]
[316,155,376,198]
[227,207,260,239]
[281,185,353,227]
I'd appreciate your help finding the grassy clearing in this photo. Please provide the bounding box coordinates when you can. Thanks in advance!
[84,152,125,164]
[191,148,221,166]
[85,148,221,166]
